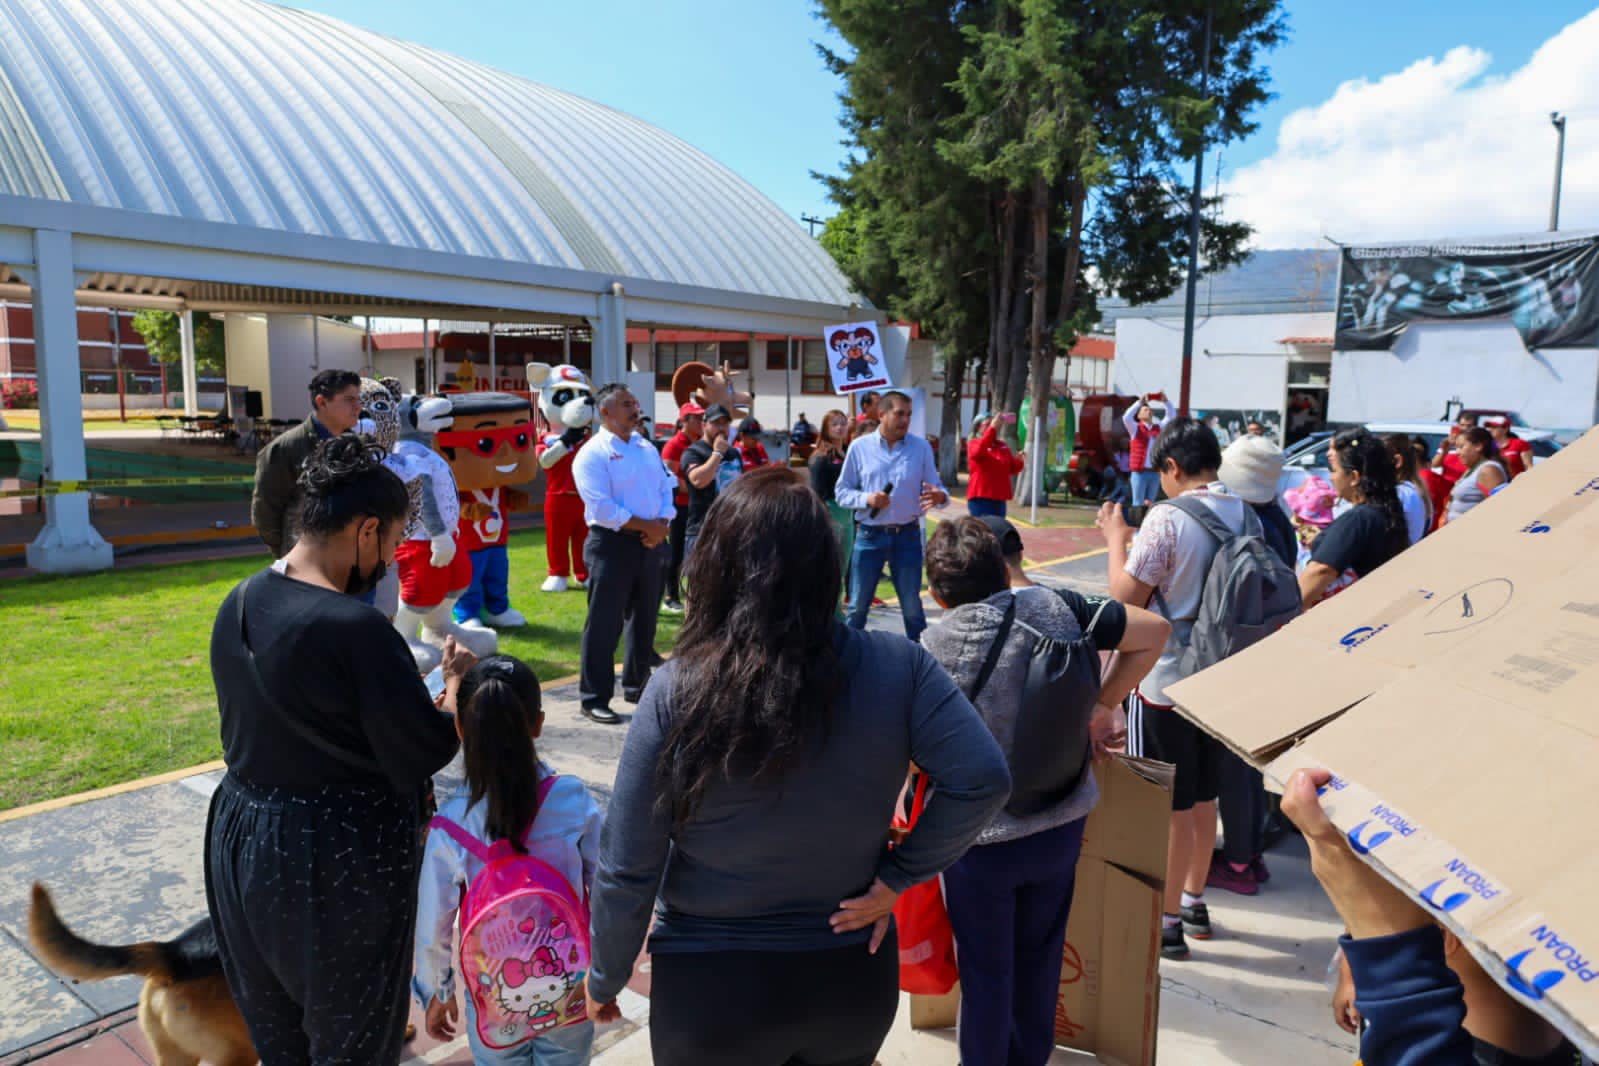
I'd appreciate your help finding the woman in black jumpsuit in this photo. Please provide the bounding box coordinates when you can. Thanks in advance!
[206,435,463,1063]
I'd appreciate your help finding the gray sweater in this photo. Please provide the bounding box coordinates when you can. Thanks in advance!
[921,586,1120,846]
[587,622,1010,1003]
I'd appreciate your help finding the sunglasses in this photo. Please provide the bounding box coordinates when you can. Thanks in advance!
[436,424,533,458]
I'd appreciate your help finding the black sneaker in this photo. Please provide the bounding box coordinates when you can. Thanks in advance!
[582,704,621,725]
[1180,901,1213,940]
[1161,921,1190,960]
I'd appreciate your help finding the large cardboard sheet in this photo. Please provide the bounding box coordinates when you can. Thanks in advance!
[1168,428,1599,1056]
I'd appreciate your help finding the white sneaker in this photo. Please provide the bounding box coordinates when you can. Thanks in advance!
[541,576,568,593]
[483,607,527,628]
[571,577,587,590]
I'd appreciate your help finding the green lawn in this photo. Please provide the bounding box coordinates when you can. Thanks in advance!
[0,530,679,811]
[2,411,170,433]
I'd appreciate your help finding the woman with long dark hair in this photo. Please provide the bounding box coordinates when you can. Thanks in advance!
[1299,428,1411,608]
[1384,432,1432,544]
[1443,427,1508,525]
[207,434,463,1063]
[585,466,1010,1066]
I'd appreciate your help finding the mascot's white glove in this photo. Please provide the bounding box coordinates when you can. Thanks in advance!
[430,532,457,569]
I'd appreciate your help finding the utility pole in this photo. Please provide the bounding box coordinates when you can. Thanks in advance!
[800,213,826,237]
[1550,112,1567,232]
[1178,0,1215,418]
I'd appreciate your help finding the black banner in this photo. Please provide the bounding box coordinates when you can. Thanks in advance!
[1336,236,1599,350]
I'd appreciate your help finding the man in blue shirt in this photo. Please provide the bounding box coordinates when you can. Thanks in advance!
[835,391,948,640]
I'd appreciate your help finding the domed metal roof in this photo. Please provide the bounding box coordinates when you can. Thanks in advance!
[0,0,856,312]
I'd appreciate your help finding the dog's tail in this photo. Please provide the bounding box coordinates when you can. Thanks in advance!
[28,883,177,983]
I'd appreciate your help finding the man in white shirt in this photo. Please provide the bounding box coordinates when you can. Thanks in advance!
[572,384,676,724]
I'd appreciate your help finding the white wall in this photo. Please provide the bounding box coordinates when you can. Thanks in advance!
[222,313,271,414]
[1111,311,1331,415]
[1329,319,1599,430]
[261,316,367,421]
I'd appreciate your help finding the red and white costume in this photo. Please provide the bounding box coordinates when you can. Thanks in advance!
[536,435,588,583]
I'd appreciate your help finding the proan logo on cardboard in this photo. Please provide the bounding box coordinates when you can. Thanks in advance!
[1421,858,1504,913]
[1338,625,1389,653]
[1346,804,1419,854]
[1506,923,1599,1000]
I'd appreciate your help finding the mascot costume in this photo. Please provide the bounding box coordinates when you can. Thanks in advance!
[437,392,538,632]
[358,378,497,671]
[527,363,596,593]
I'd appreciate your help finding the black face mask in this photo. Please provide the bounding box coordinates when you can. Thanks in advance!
[345,524,387,597]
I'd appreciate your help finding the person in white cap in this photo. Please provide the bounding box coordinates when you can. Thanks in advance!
[1219,435,1295,569]
[1211,433,1297,897]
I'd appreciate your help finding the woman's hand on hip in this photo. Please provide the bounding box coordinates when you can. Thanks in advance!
[831,877,899,954]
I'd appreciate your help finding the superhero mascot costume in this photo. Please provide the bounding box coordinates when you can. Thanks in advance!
[437,392,538,632]
[527,362,596,593]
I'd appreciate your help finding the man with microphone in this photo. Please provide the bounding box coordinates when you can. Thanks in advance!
[572,383,676,724]
[836,390,947,640]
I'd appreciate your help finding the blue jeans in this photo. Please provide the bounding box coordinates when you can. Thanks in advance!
[455,544,510,622]
[942,819,1087,1066]
[966,497,1006,518]
[1130,470,1161,507]
[464,996,595,1065]
[847,523,927,641]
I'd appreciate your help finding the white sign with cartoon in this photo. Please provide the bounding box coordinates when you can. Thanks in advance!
[824,320,893,395]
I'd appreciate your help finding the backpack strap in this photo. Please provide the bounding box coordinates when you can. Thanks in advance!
[965,596,1017,705]
[428,815,493,863]
[429,774,563,864]
[235,573,383,774]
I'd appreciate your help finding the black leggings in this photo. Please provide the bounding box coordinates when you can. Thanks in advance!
[649,931,900,1066]
[205,773,422,1065]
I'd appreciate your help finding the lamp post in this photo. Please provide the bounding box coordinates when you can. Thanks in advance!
[1178,0,1215,417]
[1550,112,1567,232]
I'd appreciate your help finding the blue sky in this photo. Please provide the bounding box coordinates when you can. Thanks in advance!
[304,0,1599,246]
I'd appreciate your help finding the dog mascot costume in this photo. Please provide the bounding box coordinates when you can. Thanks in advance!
[437,392,538,632]
[527,363,596,593]
[357,378,498,671]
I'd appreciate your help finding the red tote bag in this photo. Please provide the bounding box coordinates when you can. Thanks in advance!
[891,774,959,995]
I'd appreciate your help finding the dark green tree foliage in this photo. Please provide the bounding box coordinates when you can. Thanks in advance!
[131,310,226,372]
[818,0,1284,493]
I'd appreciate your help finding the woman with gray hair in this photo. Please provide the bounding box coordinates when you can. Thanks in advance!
[921,517,1168,1066]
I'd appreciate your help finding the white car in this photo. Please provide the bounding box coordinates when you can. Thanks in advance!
[1277,421,1561,500]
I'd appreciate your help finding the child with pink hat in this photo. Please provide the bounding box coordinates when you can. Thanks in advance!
[1283,476,1337,570]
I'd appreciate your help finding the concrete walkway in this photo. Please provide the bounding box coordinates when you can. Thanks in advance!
[0,554,1356,1065]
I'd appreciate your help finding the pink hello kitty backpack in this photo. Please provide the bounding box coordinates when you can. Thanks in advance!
[429,776,592,1048]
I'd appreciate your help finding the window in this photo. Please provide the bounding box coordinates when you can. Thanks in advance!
[719,340,750,371]
[766,339,785,371]
[801,340,831,394]
[654,342,717,391]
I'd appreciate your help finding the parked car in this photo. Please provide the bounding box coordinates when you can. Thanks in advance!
[1278,421,1562,501]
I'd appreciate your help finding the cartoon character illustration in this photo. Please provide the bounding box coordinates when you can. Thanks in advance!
[436,392,538,632]
[830,327,880,381]
[496,946,574,1033]
[527,363,596,593]
[356,379,496,668]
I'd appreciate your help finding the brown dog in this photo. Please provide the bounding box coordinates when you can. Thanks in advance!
[28,883,257,1066]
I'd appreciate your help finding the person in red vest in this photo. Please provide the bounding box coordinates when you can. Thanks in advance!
[965,411,1024,518]
[1122,393,1175,510]
[1483,416,1531,479]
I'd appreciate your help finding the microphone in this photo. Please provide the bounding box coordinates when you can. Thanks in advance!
[869,481,894,519]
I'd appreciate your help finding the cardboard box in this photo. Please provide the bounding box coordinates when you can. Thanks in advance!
[1167,427,1599,1059]
[910,755,1173,1066]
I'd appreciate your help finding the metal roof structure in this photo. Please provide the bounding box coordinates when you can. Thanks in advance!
[0,0,861,329]
[0,0,867,572]
[1099,249,1340,324]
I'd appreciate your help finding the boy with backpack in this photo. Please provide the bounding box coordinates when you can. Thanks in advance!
[1097,418,1300,960]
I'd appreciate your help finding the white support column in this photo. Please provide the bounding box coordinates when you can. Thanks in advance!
[487,321,497,389]
[27,229,113,573]
[179,310,199,416]
[590,284,628,385]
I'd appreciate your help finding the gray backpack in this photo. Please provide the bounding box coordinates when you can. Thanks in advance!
[1153,496,1301,675]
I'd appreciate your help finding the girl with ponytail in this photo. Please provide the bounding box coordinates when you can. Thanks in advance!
[1300,428,1413,608]
[414,655,605,1064]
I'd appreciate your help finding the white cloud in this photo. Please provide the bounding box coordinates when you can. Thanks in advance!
[1224,10,1599,249]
